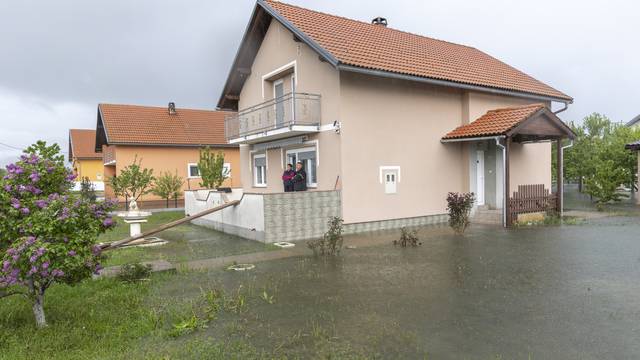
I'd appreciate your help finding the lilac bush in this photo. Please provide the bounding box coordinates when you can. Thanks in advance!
[0,141,115,328]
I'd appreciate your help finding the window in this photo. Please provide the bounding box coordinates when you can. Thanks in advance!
[223,163,231,178]
[286,147,317,187]
[253,154,266,187]
[188,163,200,178]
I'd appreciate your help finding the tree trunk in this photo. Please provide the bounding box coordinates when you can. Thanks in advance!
[578,177,583,193]
[166,198,169,208]
[32,291,47,328]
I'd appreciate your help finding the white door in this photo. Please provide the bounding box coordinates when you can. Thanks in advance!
[384,171,397,194]
[476,150,485,205]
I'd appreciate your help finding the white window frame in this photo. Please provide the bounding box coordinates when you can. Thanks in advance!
[253,154,267,187]
[223,162,231,178]
[286,146,318,188]
[261,60,297,99]
[187,163,200,178]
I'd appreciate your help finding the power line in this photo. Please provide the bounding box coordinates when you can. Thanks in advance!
[0,142,23,151]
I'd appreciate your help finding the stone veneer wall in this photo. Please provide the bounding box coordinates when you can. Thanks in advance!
[263,190,342,243]
[186,189,449,243]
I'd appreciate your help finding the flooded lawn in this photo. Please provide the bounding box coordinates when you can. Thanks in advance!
[100,211,274,266]
[141,214,640,359]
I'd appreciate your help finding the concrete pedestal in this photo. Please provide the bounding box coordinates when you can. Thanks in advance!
[124,219,147,237]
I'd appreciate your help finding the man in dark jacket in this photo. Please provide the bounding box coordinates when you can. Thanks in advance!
[292,161,307,191]
[282,163,295,192]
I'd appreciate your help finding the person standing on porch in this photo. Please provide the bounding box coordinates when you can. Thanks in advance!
[282,163,295,192]
[292,161,307,192]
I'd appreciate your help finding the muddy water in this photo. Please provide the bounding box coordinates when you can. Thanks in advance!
[158,215,640,359]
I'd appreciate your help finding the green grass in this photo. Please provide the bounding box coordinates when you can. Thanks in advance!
[0,271,375,359]
[98,210,185,243]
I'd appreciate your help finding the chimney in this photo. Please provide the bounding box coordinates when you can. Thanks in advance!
[371,17,387,26]
[168,102,176,115]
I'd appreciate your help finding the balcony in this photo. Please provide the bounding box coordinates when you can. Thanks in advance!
[103,145,116,166]
[225,92,321,144]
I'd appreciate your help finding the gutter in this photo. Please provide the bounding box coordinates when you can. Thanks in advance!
[441,135,504,143]
[553,102,569,115]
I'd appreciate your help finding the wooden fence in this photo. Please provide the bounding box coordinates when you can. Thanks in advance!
[507,184,557,225]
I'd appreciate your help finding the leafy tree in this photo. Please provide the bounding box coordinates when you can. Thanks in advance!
[446,192,475,234]
[152,170,183,208]
[0,141,115,328]
[107,156,155,206]
[198,147,228,189]
[584,160,629,209]
[0,168,6,178]
[79,176,97,202]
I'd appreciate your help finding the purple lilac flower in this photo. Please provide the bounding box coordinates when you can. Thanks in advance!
[12,254,19,262]
[68,250,76,257]
[41,262,49,270]
[40,270,49,277]
[7,248,16,256]
[51,269,64,277]
[46,166,54,173]
[3,184,11,192]
[34,199,48,209]
[48,193,59,201]
[102,218,114,227]
[94,263,103,275]
[10,198,20,209]
[28,266,37,275]
[2,261,10,272]
[35,247,46,257]
[29,255,38,263]
[66,173,77,182]
[20,207,30,215]
[26,236,36,245]
[58,207,70,220]
[29,172,40,183]
[92,245,102,256]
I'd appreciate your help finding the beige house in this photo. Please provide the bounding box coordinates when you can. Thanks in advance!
[95,103,240,208]
[207,0,574,238]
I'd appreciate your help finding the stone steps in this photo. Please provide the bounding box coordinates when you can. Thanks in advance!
[472,208,502,225]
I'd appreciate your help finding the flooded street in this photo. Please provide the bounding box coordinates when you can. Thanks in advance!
[153,211,640,359]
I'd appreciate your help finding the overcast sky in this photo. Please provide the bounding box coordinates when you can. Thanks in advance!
[1,0,638,166]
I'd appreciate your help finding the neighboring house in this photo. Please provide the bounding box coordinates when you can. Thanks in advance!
[626,114,640,128]
[68,129,104,191]
[94,103,240,207]
[196,0,574,241]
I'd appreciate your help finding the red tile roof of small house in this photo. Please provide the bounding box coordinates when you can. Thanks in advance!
[262,1,572,102]
[69,129,101,161]
[442,103,548,139]
[97,104,235,147]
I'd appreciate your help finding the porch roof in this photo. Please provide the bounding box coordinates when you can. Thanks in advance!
[442,103,575,142]
[625,140,640,151]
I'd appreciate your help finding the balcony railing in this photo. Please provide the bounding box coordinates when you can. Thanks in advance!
[225,92,321,140]
[103,145,116,165]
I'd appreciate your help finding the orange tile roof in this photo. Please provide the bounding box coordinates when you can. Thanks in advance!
[98,104,234,146]
[264,1,571,101]
[69,129,101,159]
[443,103,546,139]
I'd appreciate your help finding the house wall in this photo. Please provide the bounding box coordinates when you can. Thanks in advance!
[339,73,554,224]
[72,158,104,182]
[339,72,466,224]
[238,19,342,193]
[105,145,241,203]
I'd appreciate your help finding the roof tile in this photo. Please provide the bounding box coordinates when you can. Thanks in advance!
[99,104,234,146]
[265,0,571,101]
[442,103,546,139]
[69,129,101,159]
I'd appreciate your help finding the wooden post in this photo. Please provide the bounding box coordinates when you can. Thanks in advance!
[556,139,563,215]
[504,137,511,227]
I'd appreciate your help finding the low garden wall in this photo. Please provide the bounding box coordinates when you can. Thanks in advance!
[184,190,342,243]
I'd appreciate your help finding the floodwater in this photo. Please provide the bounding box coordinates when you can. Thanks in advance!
[155,211,640,358]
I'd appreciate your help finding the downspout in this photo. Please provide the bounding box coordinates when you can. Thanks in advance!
[495,137,507,228]
[553,101,569,115]
[560,140,574,217]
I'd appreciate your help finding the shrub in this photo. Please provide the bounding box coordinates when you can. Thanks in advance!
[307,216,344,256]
[117,262,152,283]
[0,141,116,327]
[393,227,421,247]
[446,192,475,234]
